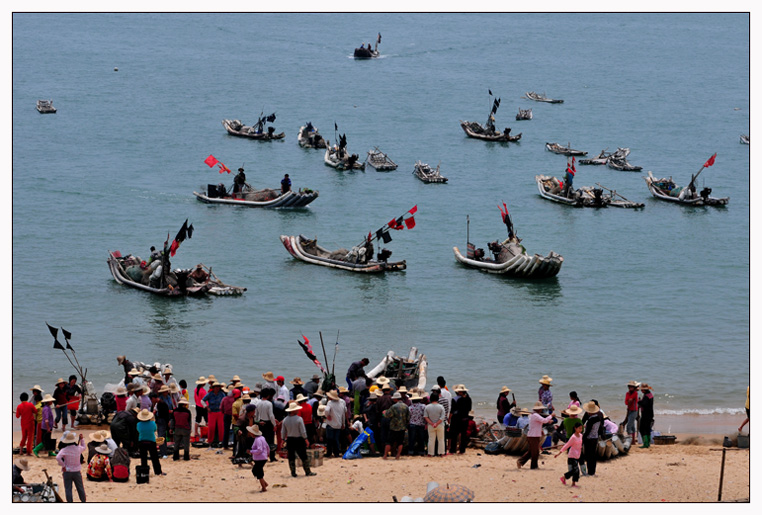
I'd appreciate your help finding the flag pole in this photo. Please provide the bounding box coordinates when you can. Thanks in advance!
[466,215,470,246]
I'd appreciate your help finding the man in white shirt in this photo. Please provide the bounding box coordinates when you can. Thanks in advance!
[324,390,347,458]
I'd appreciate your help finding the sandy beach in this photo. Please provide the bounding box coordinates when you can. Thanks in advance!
[14,428,749,503]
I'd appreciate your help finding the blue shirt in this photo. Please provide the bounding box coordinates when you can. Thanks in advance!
[503,413,519,427]
[203,390,226,412]
[137,420,157,442]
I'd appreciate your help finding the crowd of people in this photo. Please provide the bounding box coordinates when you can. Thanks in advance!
[15,353,666,499]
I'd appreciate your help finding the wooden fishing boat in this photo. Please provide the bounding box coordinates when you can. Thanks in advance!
[366,147,398,171]
[644,171,728,206]
[516,108,532,120]
[107,251,245,297]
[413,161,448,183]
[460,121,522,142]
[452,214,563,278]
[280,234,406,273]
[740,134,750,145]
[579,149,611,165]
[493,427,529,455]
[36,99,56,113]
[193,183,318,208]
[536,175,645,208]
[353,33,381,59]
[545,142,587,156]
[367,348,427,390]
[222,118,285,140]
[324,142,365,170]
[297,123,327,148]
[607,158,642,171]
[523,91,564,103]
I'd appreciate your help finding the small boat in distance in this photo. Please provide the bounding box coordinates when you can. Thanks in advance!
[193,183,318,208]
[354,33,381,59]
[413,161,448,183]
[523,91,564,104]
[366,147,398,171]
[36,100,56,113]
[546,142,587,156]
[324,134,365,170]
[644,169,728,206]
[579,149,612,165]
[536,175,644,208]
[280,234,406,273]
[740,134,750,145]
[460,93,521,142]
[222,113,285,140]
[516,108,532,120]
[297,122,327,148]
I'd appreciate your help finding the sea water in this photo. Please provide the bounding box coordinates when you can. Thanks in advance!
[11,13,750,430]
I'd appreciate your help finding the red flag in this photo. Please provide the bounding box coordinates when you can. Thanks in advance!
[219,164,231,174]
[204,155,219,168]
[404,217,416,229]
[169,240,179,257]
[703,153,717,168]
[408,205,418,215]
[572,156,576,174]
[389,218,403,230]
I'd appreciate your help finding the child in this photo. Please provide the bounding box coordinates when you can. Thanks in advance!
[34,394,57,457]
[555,421,583,487]
[31,386,44,446]
[249,425,270,492]
[15,392,37,455]
[567,391,582,410]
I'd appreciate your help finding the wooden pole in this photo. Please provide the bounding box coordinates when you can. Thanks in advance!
[717,447,727,501]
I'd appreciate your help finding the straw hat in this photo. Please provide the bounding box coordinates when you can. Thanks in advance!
[519,408,531,416]
[627,380,640,388]
[468,410,475,417]
[100,430,112,440]
[30,385,44,392]
[247,425,262,436]
[152,373,164,382]
[582,401,600,414]
[212,382,223,388]
[115,386,128,396]
[285,402,301,413]
[162,367,172,375]
[231,375,241,382]
[56,378,66,386]
[317,405,326,417]
[532,401,546,411]
[567,405,583,416]
[539,375,553,386]
[95,444,113,455]
[14,457,30,471]
[61,432,78,444]
[169,383,180,394]
[500,386,512,394]
[207,375,217,382]
[368,390,378,399]
[410,394,422,401]
[639,383,653,391]
[326,390,340,401]
[253,383,263,393]
[290,377,304,385]
[392,392,402,400]
[294,394,308,403]
[397,386,408,394]
[430,385,441,391]
[454,384,469,393]
[128,369,140,377]
[381,384,392,391]
[262,371,276,382]
[375,376,390,386]
[312,390,324,398]
[116,356,126,365]
[41,394,55,404]
[195,376,208,384]
[241,394,251,401]
[338,386,349,394]
[137,409,154,421]
[178,398,189,405]
[158,385,169,394]
[141,386,151,395]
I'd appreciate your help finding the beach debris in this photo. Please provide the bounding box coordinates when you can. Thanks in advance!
[472,464,481,468]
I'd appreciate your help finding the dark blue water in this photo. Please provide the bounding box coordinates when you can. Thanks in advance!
[12,13,749,421]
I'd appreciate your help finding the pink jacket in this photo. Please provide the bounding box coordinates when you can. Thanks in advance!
[560,433,582,459]
[250,435,269,461]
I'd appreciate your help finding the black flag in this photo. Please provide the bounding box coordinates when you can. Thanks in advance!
[175,219,189,244]
[376,228,392,243]
[334,122,338,131]
[187,223,194,239]
[54,339,65,350]
[46,323,58,339]
[66,341,74,351]
[489,89,493,96]
[266,113,276,123]
[61,327,72,340]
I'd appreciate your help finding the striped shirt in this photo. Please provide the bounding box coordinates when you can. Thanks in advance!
[56,440,86,472]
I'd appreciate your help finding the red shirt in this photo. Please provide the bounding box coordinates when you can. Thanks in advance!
[625,391,639,412]
[16,401,37,424]
[115,395,127,412]
[299,403,313,424]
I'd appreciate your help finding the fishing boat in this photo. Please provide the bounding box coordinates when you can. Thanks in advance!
[740,134,750,145]
[36,99,56,113]
[107,252,245,297]
[452,211,563,278]
[523,91,564,103]
[413,161,448,183]
[353,33,381,59]
[460,94,521,142]
[366,347,427,390]
[366,147,398,171]
[607,158,642,172]
[579,149,611,165]
[280,234,406,273]
[297,123,327,148]
[324,140,365,170]
[222,115,285,140]
[546,142,587,156]
[536,175,645,208]
[516,108,532,120]
[644,171,728,206]
[193,183,319,208]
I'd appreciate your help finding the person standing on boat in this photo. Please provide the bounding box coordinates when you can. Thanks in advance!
[346,358,370,390]
[280,174,291,194]
[563,159,575,198]
[233,167,246,195]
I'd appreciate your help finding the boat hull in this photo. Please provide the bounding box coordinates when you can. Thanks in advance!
[545,142,587,156]
[280,235,406,273]
[193,189,318,208]
[460,121,521,142]
[324,148,366,170]
[222,119,285,140]
[453,246,562,278]
[644,172,728,206]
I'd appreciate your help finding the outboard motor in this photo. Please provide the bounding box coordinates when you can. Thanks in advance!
[267,126,275,136]
[377,248,393,262]
[593,188,604,207]
[347,154,358,168]
[700,187,712,200]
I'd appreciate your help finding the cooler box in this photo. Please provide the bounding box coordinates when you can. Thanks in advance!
[135,465,150,484]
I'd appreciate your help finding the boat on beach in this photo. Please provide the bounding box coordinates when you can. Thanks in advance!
[280,234,406,273]
[222,115,285,140]
[107,252,245,297]
[644,170,728,206]
[353,33,381,59]
[536,175,645,208]
[36,99,56,113]
[546,142,587,156]
[366,347,427,390]
[413,161,448,183]
[297,123,327,148]
[193,183,318,208]
[460,94,522,142]
[523,91,564,104]
[453,211,563,278]
[366,147,398,171]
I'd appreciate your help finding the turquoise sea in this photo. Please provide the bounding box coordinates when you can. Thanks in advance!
[12,13,750,428]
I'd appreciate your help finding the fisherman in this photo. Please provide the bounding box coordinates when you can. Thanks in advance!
[346,358,370,390]
[281,174,291,194]
[233,167,246,194]
[149,246,162,263]
[282,402,317,477]
[563,160,575,198]
[538,375,554,413]
[624,380,640,444]
[383,392,409,460]
[116,356,134,383]
[303,374,321,396]
[189,264,209,284]
[449,384,472,454]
